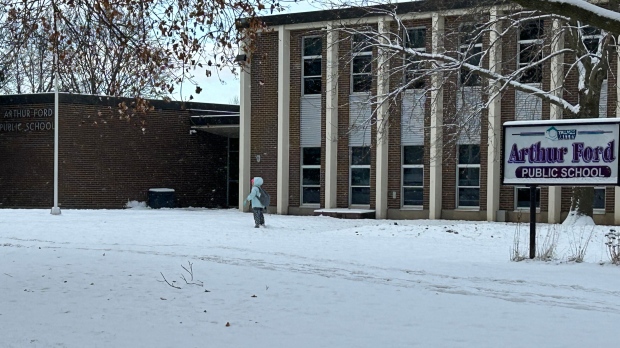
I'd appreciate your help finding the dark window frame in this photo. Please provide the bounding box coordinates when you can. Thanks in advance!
[350,146,371,205]
[457,144,480,208]
[518,19,544,84]
[404,27,427,89]
[301,147,321,205]
[351,33,373,93]
[515,186,541,210]
[459,23,483,87]
[402,145,424,207]
[302,36,323,95]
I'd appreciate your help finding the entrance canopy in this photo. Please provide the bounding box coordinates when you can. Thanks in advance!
[190,109,239,138]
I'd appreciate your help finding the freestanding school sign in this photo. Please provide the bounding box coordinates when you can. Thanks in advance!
[503,119,620,186]
[502,118,620,259]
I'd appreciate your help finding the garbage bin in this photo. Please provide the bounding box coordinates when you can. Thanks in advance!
[148,188,176,209]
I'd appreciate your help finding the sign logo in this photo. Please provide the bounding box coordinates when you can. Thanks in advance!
[545,126,576,141]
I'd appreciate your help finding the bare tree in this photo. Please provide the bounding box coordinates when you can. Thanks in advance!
[319,0,616,219]
[0,0,299,101]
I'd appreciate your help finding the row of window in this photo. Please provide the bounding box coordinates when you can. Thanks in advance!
[303,34,374,94]
[298,23,605,208]
[515,187,606,210]
[301,21,604,94]
[301,23,530,94]
[300,145,607,210]
[301,146,372,205]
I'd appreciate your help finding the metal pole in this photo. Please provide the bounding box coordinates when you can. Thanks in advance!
[529,185,536,259]
[226,137,230,207]
[51,9,61,216]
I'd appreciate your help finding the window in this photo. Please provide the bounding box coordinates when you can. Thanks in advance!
[594,187,605,211]
[402,145,424,207]
[515,187,541,210]
[459,23,482,86]
[518,20,543,83]
[350,146,371,205]
[457,144,480,207]
[581,25,602,54]
[404,27,426,89]
[516,187,604,211]
[578,25,609,118]
[351,33,372,93]
[301,147,321,205]
[302,37,322,95]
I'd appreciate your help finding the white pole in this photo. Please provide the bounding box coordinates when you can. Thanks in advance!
[51,21,61,215]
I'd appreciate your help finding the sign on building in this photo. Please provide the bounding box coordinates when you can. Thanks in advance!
[503,119,620,186]
[0,108,54,133]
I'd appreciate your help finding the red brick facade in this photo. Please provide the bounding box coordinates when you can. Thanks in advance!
[250,32,280,207]
[248,6,619,223]
[0,94,235,209]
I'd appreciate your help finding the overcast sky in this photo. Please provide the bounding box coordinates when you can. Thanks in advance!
[174,1,323,105]
[177,1,405,105]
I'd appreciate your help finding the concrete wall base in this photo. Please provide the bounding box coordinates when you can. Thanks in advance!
[387,209,429,220]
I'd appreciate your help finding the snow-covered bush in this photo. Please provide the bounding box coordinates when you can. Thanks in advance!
[536,225,559,262]
[511,223,560,262]
[566,226,594,263]
[510,223,528,262]
[604,229,620,265]
[125,200,147,209]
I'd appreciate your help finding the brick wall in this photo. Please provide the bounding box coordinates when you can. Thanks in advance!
[337,32,352,208]
[248,10,619,221]
[250,32,279,205]
[606,42,617,213]
[289,30,303,208]
[0,94,232,209]
[0,100,55,207]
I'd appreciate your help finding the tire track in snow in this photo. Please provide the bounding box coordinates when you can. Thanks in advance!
[3,238,620,314]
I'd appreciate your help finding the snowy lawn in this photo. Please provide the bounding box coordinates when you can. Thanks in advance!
[1,208,620,348]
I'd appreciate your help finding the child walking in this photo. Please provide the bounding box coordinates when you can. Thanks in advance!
[245,177,266,228]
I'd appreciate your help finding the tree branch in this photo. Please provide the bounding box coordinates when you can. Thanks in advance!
[511,0,620,35]
[159,272,181,289]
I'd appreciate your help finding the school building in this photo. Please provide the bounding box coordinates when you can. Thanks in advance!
[0,93,240,209]
[237,0,620,224]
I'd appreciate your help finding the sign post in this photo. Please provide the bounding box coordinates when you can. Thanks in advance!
[50,85,61,216]
[51,12,61,216]
[529,185,536,259]
[503,119,620,259]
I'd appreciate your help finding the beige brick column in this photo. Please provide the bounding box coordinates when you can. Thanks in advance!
[548,18,564,223]
[375,17,390,219]
[277,26,291,215]
[325,22,339,209]
[429,13,445,220]
[239,40,252,212]
[487,7,502,222]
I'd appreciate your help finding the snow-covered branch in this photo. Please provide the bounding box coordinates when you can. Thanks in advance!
[511,0,620,35]
[327,1,614,122]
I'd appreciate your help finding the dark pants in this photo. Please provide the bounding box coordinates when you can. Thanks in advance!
[252,207,265,226]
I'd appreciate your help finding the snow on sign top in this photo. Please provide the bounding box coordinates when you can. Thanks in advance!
[502,119,620,186]
[504,118,620,127]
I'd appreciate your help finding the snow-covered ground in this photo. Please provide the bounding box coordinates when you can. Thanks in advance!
[1,208,619,348]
